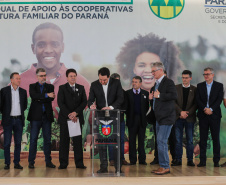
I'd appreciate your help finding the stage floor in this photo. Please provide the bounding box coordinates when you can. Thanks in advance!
[0,155,226,185]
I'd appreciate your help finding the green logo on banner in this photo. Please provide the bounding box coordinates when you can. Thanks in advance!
[149,0,185,19]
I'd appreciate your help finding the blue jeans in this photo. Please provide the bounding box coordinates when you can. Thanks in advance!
[3,117,23,165]
[108,121,126,161]
[156,121,172,169]
[175,119,194,162]
[28,114,52,164]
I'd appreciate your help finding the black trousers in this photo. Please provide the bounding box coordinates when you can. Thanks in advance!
[199,116,221,163]
[59,121,84,167]
[129,115,146,163]
[153,123,175,160]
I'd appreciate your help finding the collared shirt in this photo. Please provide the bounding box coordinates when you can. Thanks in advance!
[102,79,110,107]
[156,75,165,84]
[10,85,21,116]
[182,84,190,88]
[206,81,213,108]
[133,88,141,94]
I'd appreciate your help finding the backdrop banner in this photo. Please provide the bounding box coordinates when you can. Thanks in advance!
[0,0,226,159]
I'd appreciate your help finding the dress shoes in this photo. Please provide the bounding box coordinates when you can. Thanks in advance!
[171,160,182,166]
[122,160,129,165]
[150,159,159,165]
[58,165,67,169]
[4,164,10,170]
[187,161,195,166]
[28,163,35,169]
[76,165,87,169]
[220,162,226,167]
[197,162,206,167]
[14,163,23,169]
[151,168,160,173]
[154,167,170,175]
[139,161,147,165]
[97,168,108,173]
[46,162,56,168]
[214,162,220,167]
[109,160,115,166]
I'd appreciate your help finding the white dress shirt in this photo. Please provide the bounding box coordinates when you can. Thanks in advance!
[102,79,114,109]
[10,85,21,116]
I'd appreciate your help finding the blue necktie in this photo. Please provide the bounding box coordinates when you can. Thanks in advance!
[153,81,159,110]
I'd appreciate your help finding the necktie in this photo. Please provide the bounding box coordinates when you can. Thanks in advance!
[72,86,75,92]
[153,81,159,110]
[136,90,138,95]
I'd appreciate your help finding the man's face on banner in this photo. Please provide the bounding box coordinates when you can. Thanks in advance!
[133,52,160,91]
[31,28,64,70]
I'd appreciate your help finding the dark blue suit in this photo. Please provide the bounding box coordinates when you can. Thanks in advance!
[196,80,223,164]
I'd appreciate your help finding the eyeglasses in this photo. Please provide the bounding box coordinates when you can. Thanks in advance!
[182,77,190,79]
[151,69,160,73]
[38,75,46,77]
[203,73,212,76]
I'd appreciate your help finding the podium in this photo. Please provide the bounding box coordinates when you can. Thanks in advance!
[91,110,121,177]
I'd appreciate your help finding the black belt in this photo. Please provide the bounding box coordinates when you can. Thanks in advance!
[10,115,22,119]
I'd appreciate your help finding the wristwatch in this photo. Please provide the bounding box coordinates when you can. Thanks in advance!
[157,94,160,98]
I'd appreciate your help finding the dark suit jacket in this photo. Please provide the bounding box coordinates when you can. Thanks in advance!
[88,78,124,110]
[175,84,197,123]
[0,86,27,126]
[149,76,177,125]
[57,83,87,126]
[196,81,223,120]
[27,82,54,122]
[126,89,149,128]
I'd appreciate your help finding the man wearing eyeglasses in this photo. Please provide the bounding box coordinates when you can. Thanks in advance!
[196,67,223,167]
[173,70,197,167]
[27,68,56,169]
[149,62,177,175]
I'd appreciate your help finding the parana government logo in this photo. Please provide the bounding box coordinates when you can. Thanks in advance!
[149,0,185,20]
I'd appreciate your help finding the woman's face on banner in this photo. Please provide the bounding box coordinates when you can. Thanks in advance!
[133,52,160,91]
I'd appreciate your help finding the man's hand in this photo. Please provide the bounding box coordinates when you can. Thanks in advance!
[101,107,112,110]
[149,91,154,100]
[68,112,78,121]
[47,92,55,98]
[90,103,96,110]
[154,90,160,98]
[204,108,213,115]
[180,111,189,119]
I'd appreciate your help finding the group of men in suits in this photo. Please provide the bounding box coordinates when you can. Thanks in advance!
[1,68,88,170]
[0,63,224,176]
[149,64,224,175]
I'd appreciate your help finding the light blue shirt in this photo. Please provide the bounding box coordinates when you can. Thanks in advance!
[206,81,213,109]
[133,88,141,94]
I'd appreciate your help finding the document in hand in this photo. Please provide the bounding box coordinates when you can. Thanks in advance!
[67,119,81,137]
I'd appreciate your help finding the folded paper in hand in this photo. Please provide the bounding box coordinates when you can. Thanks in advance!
[67,119,81,137]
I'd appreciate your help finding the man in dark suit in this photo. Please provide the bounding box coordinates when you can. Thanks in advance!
[126,76,149,165]
[88,67,124,173]
[58,69,87,169]
[149,62,177,175]
[196,67,223,167]
[0,72,27,170]
[28,68,56,169]
[173,70,197,166]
